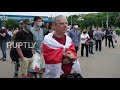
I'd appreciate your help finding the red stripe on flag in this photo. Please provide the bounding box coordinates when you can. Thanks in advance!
[42,42,78,64]
[66,42,78,59]
[42,43,63,64]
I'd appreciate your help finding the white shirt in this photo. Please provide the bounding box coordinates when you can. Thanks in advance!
[8,31,13,37]
[80,33,90,44]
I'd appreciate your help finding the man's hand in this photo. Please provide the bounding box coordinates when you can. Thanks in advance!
[63,51,77,61]
[21,57,25,61]
[0,33,6,37]
[32,49,36,54]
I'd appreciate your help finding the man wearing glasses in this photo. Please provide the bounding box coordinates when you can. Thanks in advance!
[42,15,82,78]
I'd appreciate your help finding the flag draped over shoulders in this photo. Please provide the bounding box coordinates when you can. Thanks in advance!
[42,32,82,78]
[42,32,77,64]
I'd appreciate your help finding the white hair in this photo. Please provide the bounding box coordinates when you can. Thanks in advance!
[53,15,67,24]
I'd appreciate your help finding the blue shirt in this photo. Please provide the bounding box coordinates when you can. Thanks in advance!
[30,27,44,54]
[68,29,81,47]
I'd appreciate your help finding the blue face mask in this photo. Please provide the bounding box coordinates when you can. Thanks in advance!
[26,25,31,31]
[37,22,42,27]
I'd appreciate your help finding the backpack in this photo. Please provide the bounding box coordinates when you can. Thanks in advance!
[10,47,19,62]
[107,31,113,40]
[10,30,21,62]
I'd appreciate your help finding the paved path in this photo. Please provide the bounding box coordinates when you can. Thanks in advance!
[0,36,120,78]
[78,36,120,78]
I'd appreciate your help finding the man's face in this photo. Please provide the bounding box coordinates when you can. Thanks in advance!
[54,18,68,34]
[35,19,43,27]
[19,23,23,29]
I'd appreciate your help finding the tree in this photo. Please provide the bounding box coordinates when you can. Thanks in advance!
[114,12,120,27]
[5,19,19,30]
[67,12,120,30]
[67,15,79,25]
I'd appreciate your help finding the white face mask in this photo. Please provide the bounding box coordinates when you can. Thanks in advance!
[67,29,70,31]
[37,22,43,27]
[74,25,78,29]
[26,25,31,30]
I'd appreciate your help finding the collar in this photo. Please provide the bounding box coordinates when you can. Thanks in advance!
[73,29,77,32]
[34,26,40,31]
[23,29,29,33]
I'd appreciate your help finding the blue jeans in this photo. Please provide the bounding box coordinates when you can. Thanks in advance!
[0,40,7,59]
[89,42,94,53]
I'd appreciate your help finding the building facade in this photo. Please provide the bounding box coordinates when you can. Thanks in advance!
[0,15,52,23]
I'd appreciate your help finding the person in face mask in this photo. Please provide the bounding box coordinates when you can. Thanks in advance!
[80,29,90,57]
[14,19,34,78]
[73,25,78,29]
[68,22,81,53]
[0,26,7,61]
[25,24,32,31]
[37,22,43,27]
[30,16,45,78]
[21,20,32,32]
[83,30,87,34]
[11,20,32,78]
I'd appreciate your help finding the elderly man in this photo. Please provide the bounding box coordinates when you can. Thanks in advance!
[42,15,82,78]
[68,22,81,53]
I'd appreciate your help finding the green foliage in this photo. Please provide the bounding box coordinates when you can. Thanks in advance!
[67,12,120,29]
[115,29,120,35]
[5,19,19,29]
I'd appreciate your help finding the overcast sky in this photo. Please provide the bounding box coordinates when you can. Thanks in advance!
[0,12,98,17]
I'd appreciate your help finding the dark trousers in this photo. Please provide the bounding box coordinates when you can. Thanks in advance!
[81,44,88,57]
[0,40,7,59]
[15,62,20,74]
[105,37,108,46]
[75,46,79,53]
[96,40,102,51]
[108,39,114,48]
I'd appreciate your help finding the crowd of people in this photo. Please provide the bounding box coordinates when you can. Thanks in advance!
[0,15,117,78]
